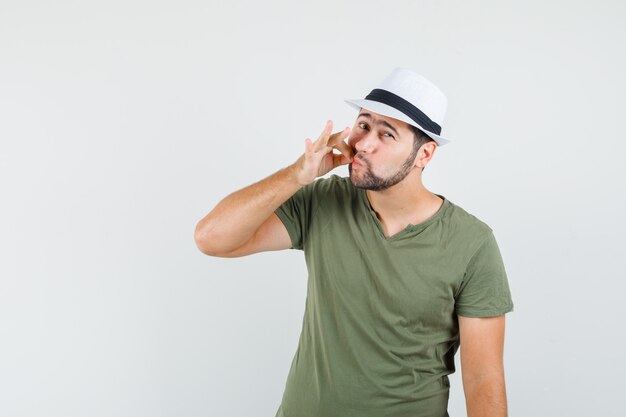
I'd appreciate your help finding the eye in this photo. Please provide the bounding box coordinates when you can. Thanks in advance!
[357,121,395,140]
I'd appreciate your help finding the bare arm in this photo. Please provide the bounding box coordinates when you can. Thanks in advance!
[459,314,508,417]
[194,120,353,257]
[194,164,302,256]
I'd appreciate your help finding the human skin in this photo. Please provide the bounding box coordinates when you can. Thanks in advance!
[194,120,352,256]
[344,109,442,238]
[347,111,509,416]
[194,115,510,417]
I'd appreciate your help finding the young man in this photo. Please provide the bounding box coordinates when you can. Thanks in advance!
[195,68,514,417]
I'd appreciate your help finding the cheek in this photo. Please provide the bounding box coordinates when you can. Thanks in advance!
[379,152,407,171]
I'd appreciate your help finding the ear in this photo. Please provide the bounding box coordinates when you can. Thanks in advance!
[414,141,437,169]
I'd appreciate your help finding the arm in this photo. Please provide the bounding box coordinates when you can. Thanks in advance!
[458,314,508,417]
[194,165,302,256]
[194,120,352,257]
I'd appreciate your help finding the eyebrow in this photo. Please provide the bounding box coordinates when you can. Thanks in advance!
[357,113,399,136]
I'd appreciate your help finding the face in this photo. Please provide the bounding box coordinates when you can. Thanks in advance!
[348,110,420,191]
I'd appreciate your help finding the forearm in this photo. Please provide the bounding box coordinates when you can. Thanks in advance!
[194,163,303,254]
[464,375,508,417]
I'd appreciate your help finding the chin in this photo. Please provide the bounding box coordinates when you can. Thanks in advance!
[348,174,365,189]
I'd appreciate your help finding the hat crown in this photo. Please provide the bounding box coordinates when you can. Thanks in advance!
[343,67,452,146]
[376,67,447,124]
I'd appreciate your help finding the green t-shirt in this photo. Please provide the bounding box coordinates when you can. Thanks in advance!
[273,174,514,417]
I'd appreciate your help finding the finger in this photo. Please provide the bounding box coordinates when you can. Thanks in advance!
[334,141,353,161]
[313,120,333,152]
[332,151,351,167]
[304,138,313,155]
[326,125,347,145]
[329,128,353,160]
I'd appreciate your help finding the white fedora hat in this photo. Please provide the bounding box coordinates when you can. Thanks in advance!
[344,67,451,146]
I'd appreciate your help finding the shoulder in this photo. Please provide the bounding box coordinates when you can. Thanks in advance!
[443,199,495,250]
[315,173,351,187]
[448,201,492,231]
[308,174,354,197]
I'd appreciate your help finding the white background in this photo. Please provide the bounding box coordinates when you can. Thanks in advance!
[1,1,625,416]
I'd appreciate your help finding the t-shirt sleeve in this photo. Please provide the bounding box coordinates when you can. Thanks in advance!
[455,231,514,317]
[273,180,317,251]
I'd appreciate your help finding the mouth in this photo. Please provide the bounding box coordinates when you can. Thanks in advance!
[352,156,366,168]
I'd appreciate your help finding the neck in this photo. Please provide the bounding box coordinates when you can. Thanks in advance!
[364,170,443,224]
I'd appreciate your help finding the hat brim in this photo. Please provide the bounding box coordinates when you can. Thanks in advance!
[344,99,451,146]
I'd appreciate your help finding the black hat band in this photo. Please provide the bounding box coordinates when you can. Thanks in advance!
[364,88,442,135]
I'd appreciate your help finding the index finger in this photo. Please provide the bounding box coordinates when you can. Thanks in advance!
[328,128,354,160]
[313,120,333,152]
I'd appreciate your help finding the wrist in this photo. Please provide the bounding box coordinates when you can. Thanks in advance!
[286,163,307,188]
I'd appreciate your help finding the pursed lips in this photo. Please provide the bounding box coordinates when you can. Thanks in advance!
[352,155,367,167]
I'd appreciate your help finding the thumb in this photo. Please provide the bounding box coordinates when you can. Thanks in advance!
[334,152,352,167]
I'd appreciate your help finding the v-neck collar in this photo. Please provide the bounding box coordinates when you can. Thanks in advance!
[357,186,451,242]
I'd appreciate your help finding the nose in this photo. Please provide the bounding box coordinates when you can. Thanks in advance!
[351,130,376,154]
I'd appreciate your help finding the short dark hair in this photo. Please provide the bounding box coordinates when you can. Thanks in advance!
[408,124,436,172]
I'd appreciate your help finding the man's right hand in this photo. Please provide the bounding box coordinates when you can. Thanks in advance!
[292,120,354,187]
[196,119,353,257]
